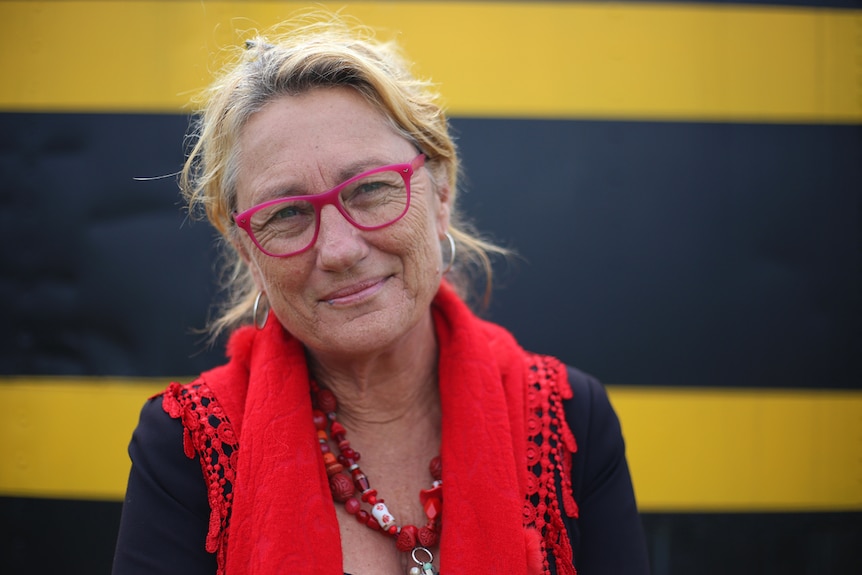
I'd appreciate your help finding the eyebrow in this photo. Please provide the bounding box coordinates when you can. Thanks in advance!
[254,156,401,204]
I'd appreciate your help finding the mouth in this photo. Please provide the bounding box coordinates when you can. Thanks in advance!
[320,276,389,306]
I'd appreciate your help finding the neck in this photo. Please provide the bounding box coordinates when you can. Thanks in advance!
[306,310,440,431]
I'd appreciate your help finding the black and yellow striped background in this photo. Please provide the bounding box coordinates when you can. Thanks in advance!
[1,1,860,573]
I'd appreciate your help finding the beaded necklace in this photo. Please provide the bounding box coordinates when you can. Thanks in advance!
[311,381,443,575]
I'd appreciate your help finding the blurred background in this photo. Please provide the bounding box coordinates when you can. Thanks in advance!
[1,1,860,573]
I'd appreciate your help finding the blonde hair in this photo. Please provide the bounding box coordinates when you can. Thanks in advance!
[180,13,506,341]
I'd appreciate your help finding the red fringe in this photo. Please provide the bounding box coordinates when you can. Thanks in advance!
[162,381,238,575]
[523,354,578,575]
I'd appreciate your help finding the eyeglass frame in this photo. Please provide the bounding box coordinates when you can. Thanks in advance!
[233,153,426,258]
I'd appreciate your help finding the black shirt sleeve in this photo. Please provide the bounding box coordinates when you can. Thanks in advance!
[112,397,217,575]
[564,366,650,575]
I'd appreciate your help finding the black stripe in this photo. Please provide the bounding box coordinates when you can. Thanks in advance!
[1,113,859,389]
[0,112,224,377]
[2,496,859,575]
[642,511,862,575]
[453,117,862,389]
[0,496,121,575]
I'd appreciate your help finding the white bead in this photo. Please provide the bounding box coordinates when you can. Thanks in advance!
[371,501,397,530]
[409,568,422,575]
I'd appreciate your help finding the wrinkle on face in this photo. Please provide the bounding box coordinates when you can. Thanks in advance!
[232,87,451,364]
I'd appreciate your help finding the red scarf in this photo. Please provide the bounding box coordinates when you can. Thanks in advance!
[164,282,578,574]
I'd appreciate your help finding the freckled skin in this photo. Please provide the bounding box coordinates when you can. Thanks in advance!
[233,87,451,365]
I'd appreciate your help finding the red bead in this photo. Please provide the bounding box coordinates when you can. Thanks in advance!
[396,525,418,552]
[341,447,358,460]
[418,525,438,547]
[330,421,347,441]
[317,389,337,413]
[329,473,354,502]
[338,448,360,468]
[352,470,371,493]
[420,485,442,506]
[423,496,441,520]
[356,510,369,524]
[366,515,381,530]
[429,456,442,480]
[344,497,361,515]
[361,489,378,504]
[312,410,327,430]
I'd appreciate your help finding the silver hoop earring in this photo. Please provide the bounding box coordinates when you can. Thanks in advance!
[442,231,456,275]
[253,291,269,330]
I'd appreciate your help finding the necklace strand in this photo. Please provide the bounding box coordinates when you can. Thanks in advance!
[311,382,442,575]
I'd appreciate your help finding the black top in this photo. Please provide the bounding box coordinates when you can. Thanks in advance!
[112,366,649,574]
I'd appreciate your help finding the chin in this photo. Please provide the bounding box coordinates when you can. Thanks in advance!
[318,304,424,357]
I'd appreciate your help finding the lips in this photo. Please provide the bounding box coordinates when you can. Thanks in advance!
[320,277,388,305]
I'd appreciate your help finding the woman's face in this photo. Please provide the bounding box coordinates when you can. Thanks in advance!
[233,87,451,359]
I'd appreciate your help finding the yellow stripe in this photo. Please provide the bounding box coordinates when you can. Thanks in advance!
[611,386,862,512]
[1,377,860,510]
[0,378,165,501]
[0,1,859,122]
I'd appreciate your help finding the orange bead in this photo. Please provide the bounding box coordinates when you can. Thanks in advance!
[323,452,344,476]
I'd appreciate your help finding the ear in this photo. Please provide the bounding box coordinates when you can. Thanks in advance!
[434,180,452,239]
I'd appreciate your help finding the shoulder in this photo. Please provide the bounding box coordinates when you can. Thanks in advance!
[127,394,212,508]
[562,366,620,444]
[560,366,627,489]
[113,396,216,574]
[132,394,189,461]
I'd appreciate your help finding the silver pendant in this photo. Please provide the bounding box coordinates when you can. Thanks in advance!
[409,547,438,575]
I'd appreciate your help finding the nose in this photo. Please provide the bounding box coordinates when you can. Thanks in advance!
[314,204,368,271]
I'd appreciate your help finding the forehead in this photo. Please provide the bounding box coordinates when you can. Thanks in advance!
[241,88,410,172]
[235,87,412,204]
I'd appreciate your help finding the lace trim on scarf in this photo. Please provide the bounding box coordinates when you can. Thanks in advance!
[163,356,577,575]
[162,381,237,575]
[523,353,579,575]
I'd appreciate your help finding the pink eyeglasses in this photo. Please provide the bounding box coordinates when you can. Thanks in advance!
[234,154,425,257]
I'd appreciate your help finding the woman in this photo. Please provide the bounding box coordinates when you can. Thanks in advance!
[112,14,649,575]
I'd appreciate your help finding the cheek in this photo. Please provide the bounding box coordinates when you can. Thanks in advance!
[389,205,443,277]
[255,254,312,301]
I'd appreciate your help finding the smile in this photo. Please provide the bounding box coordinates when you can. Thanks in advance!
[321,277,388,306]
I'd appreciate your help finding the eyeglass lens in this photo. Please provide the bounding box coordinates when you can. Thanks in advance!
[248,167,410,256]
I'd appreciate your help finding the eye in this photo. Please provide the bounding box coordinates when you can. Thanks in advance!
[348,180,394,201]
[271,204,306,220]
[342,172,403,207]
[252,200,315,237]
[356,181,390,195]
